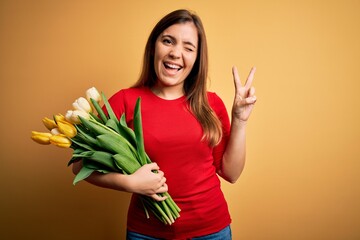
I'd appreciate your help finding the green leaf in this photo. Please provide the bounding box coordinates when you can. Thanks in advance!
[79,117,114,136]
[75,125,100,148]
[72,150,93,158]
[90,98,108,123]
[67,148,87,166]
[96,134,133,155]
[67,157,79,166]
[70,137,96,151]
[95,169,111,174]
[76,124,96,137]
[89,112,103,123]
[73,148,86,154]
[106,118,121,134]
[145,153,152,164]
[113,153,141,174]
[101,92,118,123]
[82,158,113,173]
[118,114,137,147]
[89,151,119,171]
[133,97,146,165]
[73,166,95,185]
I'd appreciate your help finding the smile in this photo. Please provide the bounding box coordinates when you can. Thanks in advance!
[164,62,182,71]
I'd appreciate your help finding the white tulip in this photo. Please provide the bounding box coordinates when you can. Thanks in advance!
[72,97,92,113]
[65,109,90,124]
[74,109,90,119]
[86,87,101,104]
[65,110,79,124]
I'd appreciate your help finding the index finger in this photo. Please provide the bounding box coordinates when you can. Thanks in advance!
[245,67,256,89]
[232,66,243,92]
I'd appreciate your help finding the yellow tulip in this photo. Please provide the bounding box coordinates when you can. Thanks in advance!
[50,134,72,148]
[57,119,77,138]
[42,117,57,130]
[54,114,66,122]
[31,131,52,145]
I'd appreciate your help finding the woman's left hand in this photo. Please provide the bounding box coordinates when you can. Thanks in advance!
[231,66,257,122]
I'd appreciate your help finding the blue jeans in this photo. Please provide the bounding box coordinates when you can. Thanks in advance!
[126,225,232,240]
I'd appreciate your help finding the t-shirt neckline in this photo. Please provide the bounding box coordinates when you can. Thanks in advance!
[145,87,186,102]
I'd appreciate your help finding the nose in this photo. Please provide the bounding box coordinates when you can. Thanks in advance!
[169,46,181,59]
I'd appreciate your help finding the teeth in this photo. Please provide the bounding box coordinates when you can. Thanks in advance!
[164,62,181,70]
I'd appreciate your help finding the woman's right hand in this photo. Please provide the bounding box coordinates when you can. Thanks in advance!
[126,163,168,201]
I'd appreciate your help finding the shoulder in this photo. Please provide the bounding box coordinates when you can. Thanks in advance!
[107,87,150,118]
[207,91,226,110]
[207,91,221,101]
[207,91,230,124]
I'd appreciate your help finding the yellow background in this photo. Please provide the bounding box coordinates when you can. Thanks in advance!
[1,0,359,239]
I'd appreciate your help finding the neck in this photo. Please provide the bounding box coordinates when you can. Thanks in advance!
[151,85,184,100]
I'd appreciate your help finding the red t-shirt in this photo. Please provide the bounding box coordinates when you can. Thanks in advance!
[108,87,231,239]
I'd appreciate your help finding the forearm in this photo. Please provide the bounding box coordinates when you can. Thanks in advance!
[218,66,256,183]
[72,160,168,201]
[219,119,247,183]
[72,160,132,192]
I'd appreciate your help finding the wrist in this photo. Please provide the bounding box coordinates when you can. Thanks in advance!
[231,117,248,128]
[114,172,133,193]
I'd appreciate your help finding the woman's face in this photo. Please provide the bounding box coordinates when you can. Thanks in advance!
[153,22,198,94]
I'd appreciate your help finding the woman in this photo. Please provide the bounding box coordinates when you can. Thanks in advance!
[73,9,256,239]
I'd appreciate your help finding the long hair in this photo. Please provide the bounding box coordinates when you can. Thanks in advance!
[133,9,222,146]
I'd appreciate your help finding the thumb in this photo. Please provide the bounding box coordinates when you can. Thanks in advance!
[244,96,257,104]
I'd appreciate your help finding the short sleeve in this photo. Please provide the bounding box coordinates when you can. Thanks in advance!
[208,92,231,171]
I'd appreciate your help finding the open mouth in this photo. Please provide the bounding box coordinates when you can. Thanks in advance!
[164,62,182,71]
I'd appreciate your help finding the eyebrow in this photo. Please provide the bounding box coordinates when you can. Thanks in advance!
[162,34,197,49]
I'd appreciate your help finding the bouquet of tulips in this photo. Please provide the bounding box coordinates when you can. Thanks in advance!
[31,87,180,225]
